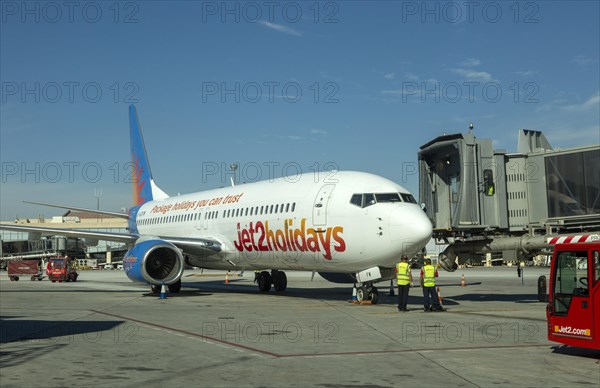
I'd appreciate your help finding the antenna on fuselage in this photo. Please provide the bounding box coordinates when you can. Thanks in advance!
[230,163,238,187]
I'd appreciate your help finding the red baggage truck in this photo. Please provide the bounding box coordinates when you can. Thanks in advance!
[7,259,44,281]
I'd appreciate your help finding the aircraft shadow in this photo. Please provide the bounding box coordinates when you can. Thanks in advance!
[0,289,143,293]
[180,280,353,302]
[448,293,543,303]
[174,280,464,307]
[0,317,125,345]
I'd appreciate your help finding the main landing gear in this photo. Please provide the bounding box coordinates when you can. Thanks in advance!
[355,283,379,304]
[257,270,287,292]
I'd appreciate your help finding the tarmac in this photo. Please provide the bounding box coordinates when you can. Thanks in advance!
[1,267,598,387]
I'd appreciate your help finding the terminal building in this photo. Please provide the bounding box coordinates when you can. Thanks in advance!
[419,128,600,270]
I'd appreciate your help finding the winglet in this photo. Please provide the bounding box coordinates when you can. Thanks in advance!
[129,105,169,206]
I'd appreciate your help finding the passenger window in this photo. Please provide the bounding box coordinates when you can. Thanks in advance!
[270,205,273,214]
[285,203,289,212]
[291,203,296,212]
[275,204,279,213]
[245,208,249,216]
[350,194,363,207]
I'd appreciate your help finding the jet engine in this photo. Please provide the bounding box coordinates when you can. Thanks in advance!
[123,239,184,286]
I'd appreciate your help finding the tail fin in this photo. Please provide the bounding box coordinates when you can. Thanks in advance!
[129,105,169,206]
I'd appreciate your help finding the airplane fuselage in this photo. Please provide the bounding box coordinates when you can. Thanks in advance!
[130,170,432,273]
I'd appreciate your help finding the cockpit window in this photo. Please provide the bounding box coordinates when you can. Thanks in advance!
[375,193,402,203]
[350,194,362,207]
[401,193,417,204]
[364,193,375,207]
[351,192,416,208]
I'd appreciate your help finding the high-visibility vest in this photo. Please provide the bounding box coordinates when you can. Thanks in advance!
[423,265,436,287]
[396,262,411,285]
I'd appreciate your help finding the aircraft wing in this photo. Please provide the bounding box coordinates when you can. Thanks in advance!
[21,200,129,219]
[0,224,137,244]
[0,224,223,257]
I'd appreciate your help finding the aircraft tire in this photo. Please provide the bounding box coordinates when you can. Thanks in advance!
[356,286,369,302]
[368,287,379,304]
[258,271,272,292]
[168,279,182,293]
[151,285,161,294]
[273,271,287,292]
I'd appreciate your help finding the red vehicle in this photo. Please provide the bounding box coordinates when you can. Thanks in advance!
[47,257,78,283]
[8,259,44,281]
[546,234,600,350]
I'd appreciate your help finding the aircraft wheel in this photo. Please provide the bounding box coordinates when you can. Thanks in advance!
[273,271,287,292]
[151,285,161,294]
[258,271,272,292]
[368,287,379,304]
[168,279,182,293]
[356,286,369,302]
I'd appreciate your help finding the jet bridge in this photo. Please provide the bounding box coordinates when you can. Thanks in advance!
[419,128,600,271]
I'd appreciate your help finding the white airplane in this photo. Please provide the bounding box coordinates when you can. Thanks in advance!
[1,105,432,303]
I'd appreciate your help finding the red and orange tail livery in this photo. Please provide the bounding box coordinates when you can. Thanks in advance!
[129,105,169,206]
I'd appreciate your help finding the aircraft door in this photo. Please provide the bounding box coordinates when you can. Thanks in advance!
[313,184,335,226]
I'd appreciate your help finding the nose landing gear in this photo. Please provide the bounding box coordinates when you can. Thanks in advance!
[355,284,379,304]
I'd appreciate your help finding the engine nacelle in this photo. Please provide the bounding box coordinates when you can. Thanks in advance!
[439,250,458,272]
[123,239,184,286]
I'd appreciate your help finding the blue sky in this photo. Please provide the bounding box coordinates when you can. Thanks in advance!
[1,1,599,219]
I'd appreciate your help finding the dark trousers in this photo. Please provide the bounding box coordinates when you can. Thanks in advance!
[423,286,440,310]
[397,284,410,310]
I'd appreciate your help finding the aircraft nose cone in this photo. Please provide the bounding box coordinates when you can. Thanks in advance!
[389,205,433,250]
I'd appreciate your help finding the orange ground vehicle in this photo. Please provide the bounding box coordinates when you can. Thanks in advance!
[546,234,600,350]
[46,257,78,283]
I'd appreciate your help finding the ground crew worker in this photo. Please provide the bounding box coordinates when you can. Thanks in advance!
[395,255,412,312]
[420,258,442,312]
